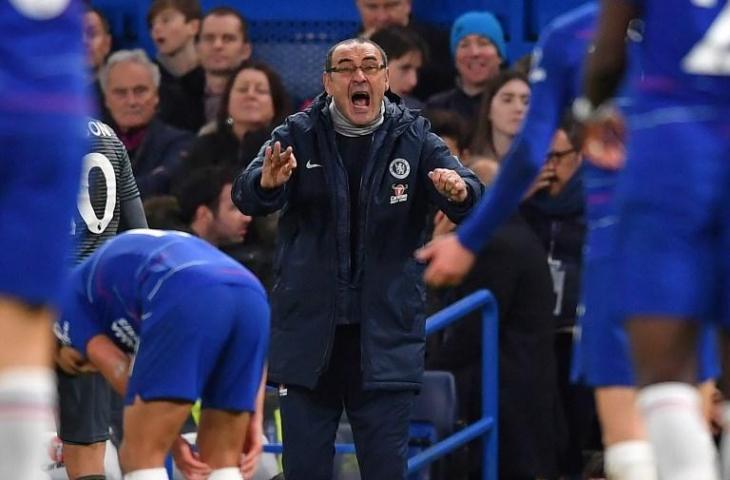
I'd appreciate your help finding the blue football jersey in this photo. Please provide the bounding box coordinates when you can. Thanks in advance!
[0,0,88,121]
[628,0,730,101]
[0,0,89,304]
[58,230,265,354]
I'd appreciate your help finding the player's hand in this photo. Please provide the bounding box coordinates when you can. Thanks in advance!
[55,345,98,375]
[241,413,264,479]
[171,436,211,480]
[582,107,626,171]
[260,141,297,189]
[415,233,476,287]
[428,168,468,203]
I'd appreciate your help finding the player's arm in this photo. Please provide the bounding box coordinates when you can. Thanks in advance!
[241,365,267,478]
[86,334,130,395]
[116,138,148,231]
[118,197,148,231]
[583,0,639,108]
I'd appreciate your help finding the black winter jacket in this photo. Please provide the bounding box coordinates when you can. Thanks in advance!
[233,93,483,390]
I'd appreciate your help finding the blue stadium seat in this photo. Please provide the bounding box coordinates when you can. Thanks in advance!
[408,370,458,480]
[411,370,458,442]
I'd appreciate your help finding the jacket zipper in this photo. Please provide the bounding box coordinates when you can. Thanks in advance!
[357,127,402,378]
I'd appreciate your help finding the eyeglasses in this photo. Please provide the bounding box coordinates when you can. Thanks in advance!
[326,63,386,77]
[546,148,576,163]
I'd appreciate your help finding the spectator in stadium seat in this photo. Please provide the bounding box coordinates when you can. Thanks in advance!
[177,167,252,247]
[197,7,253,130]
[233,37,483,480]
[178,60,290,181]
[101,49,193,198]
[370,25,427,109]
[147,0,206,132]
[426,11,506,123]
[519,123,591,478]
[469,70,530,162]
[176,166,276,291]
[355,0,455,101]
[83,5,112,119]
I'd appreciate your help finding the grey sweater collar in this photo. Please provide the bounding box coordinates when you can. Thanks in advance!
[328,98,385,137]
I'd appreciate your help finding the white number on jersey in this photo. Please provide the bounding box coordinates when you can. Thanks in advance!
[77,153,117,234]
[682,0,730,75]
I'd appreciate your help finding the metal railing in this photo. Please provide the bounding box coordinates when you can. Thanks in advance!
[263,289,499,480]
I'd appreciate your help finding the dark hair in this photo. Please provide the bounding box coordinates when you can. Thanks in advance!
[84,5,111,35]
[147,0,202,27]
[325,37,388,71]
[424,109,470,153]
[560,111,585,150]
[203,6,248,42]
[216,60,291,133]
[142,195,191,232]
[175,166,235,224]
[370,25,429,64]
[470,70,529,159]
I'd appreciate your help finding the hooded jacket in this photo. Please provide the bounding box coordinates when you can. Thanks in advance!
[233,93,484,390]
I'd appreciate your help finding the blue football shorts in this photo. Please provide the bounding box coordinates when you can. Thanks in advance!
[126,277,270,411]
[612,102,730,328]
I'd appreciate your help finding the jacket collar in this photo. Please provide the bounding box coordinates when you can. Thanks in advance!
[307,92,416,137]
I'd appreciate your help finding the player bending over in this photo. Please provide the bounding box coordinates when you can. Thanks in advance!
[56,229,269,480]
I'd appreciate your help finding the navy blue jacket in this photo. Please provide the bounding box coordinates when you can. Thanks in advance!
[128,116,193,198]
[233,94,484,390]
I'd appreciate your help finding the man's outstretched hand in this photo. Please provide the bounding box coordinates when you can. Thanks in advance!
[260,141,297,189]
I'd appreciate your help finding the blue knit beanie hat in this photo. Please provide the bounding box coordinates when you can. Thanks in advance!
[450,11,506,59]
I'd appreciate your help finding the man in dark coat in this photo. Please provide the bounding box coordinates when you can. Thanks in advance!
[233,37,483,480]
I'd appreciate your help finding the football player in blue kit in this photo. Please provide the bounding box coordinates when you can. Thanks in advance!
[0,0,88,478]
[57,229,270,480]
[417,3,719,479]
[580,1,730,479]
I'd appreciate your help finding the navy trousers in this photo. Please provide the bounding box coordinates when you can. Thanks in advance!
[279,325,416,480]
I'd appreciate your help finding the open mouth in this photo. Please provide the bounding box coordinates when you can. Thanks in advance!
[351,91,370,110]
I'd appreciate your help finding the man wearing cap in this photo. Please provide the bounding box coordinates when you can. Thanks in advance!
[426,11,507,122]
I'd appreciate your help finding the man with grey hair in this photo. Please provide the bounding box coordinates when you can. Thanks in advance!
[101,49,193,198]
[233,36,483,480]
